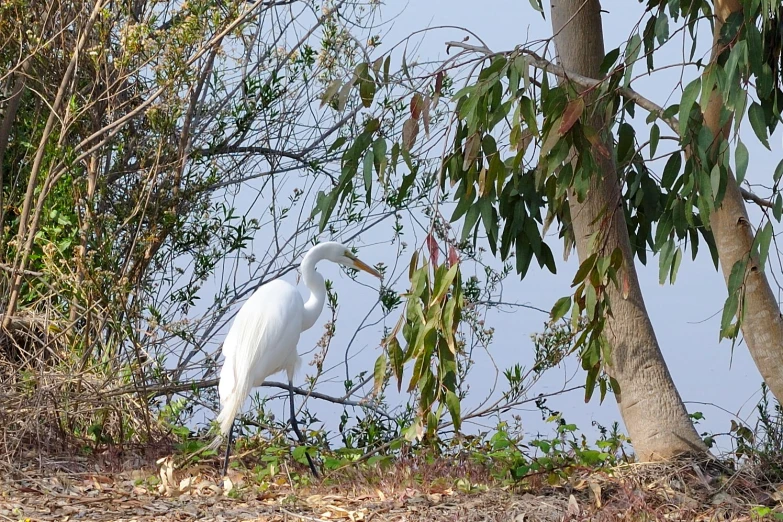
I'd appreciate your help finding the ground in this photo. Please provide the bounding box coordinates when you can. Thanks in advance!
[2,455,781,522]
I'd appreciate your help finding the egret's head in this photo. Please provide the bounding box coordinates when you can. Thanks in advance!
[323,242,382,279]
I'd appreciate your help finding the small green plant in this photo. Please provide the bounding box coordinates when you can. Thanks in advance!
[731,384,783,482]
[751,506,783,521]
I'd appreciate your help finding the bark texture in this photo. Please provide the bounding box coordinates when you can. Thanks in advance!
[703,0,783,402]
[551,0,707,460]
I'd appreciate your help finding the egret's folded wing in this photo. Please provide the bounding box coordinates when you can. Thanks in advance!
[219,280,303,403]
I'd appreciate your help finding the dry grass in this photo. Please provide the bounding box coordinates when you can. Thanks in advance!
[0,340,173,469]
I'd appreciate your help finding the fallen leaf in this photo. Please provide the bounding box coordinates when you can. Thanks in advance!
[567,494,580,516]
[156,457,179,497]
[222,476,234,496]
[589,480,602,508]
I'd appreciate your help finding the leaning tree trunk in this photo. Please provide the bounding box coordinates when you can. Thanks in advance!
[551,0,707,460]
[702,0,783,402]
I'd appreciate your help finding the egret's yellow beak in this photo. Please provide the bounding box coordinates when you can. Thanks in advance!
[347,252,382,279]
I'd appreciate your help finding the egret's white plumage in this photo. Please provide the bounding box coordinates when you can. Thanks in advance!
[216,279,305,437]
[209,241,381,477]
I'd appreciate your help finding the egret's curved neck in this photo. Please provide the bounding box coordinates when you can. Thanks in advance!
[300,244,330,331]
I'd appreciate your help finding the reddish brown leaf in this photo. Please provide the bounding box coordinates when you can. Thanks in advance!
[558,97,585,135]
[426,233,439,268]
[402,118,419,151]
[435,71,444,94]
[584,125,610,158]
[410,93,424,120]
[448,245,459,267]
[519,129,534,154]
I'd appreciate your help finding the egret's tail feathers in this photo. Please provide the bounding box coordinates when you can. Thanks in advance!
[214,366,251,441]
[215,395,240,437]
[206,434,224,452]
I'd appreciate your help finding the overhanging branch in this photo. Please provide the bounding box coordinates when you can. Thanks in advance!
[445,40,776,211]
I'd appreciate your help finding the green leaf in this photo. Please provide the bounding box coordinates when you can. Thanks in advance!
[658,238,675,285]
[442,296,458,353]
[432,263,460,304]
[670,246,683,284]
[360,78,376,108]
[748,102,770,149]
[727,258,747,295]
[735,140,749,185]
[550,296,572,322]
[373,354,386,396]
[373,138,387,178]
[757,221,773,271]
[747,23,762,75]
[318,190,339,232]
[584,365,599,402]
[451,184,475,222]
[516,241,533,277]
[678,78,702,138]
[585,284,597,318]
[661,151,682,189]
[731,88,747,133]
[363,151,373,204]
[650,123,660,158]
[519,96,538,135]
[720,293,739,340]
[461,204,480,242]
[329,136,347,153]
[710,164,721,202]
[617,122,635,163]
[572,253,598,286]
[388,337,404,391]
[774,160,783,184]
[320,79,342,107]
[623,33,642,86]
[445,391,461,431]
[723,42,745,98]
[600,47,620,75]
[654,13,669,45]
[528,0,544,17]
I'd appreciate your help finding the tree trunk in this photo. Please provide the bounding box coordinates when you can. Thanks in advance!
[702,0,783,402]
[551,0,707,460]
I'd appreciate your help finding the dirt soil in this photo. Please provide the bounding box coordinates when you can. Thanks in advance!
[1,457,781,521]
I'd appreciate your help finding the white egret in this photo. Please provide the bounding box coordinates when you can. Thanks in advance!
[208,241,381,478]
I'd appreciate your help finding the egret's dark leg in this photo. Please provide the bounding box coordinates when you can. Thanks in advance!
[221,421,235,479]
[288,380,319,478]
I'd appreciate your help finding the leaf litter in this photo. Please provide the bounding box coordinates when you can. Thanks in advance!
[1,455,782,521]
